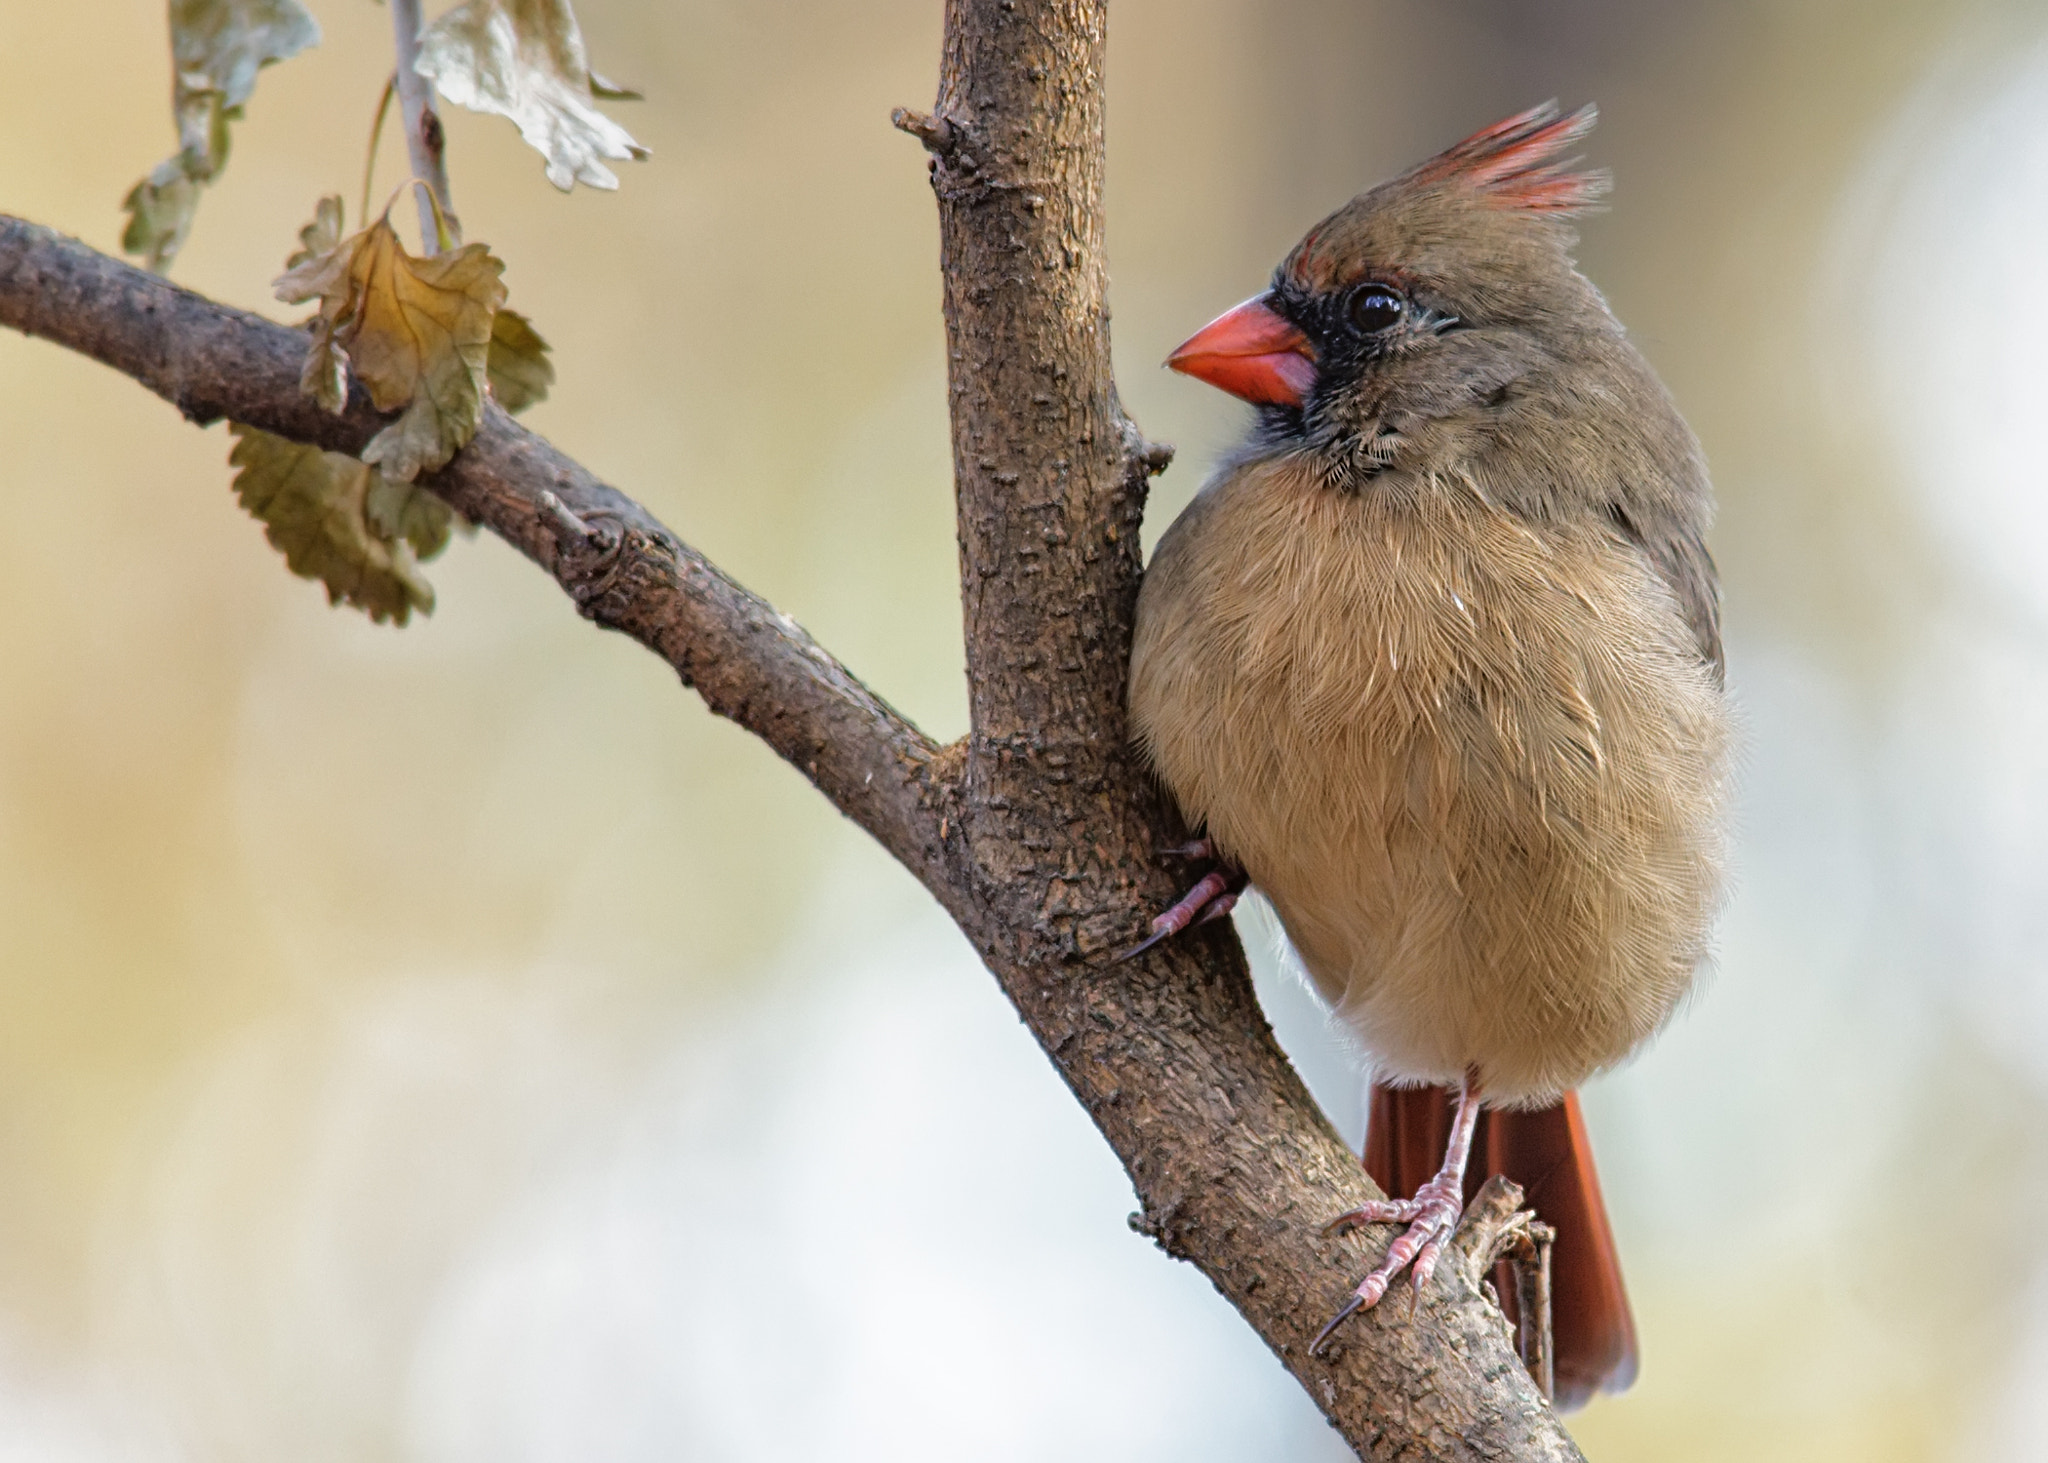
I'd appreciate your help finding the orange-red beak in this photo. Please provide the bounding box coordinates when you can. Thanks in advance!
[1166,295,1316,407]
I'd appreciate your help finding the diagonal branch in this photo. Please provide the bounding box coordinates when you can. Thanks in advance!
[0,214,948,890]
[2,0,1585,1433]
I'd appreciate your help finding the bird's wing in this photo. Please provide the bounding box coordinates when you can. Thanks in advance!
[1610,502,1723,686]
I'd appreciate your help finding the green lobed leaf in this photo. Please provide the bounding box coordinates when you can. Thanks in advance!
[227,424,447,625]
[486,307,553,414]
[121,163,203,272]
[365,471,458,559]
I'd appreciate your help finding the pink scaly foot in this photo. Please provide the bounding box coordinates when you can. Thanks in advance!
[1310,1080,1483,1357]
[1117,838,1249,962]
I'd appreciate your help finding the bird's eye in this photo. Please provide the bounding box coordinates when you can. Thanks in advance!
[1348,285,1406,335]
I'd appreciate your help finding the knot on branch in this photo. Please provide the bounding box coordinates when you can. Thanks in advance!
[890,106,960,158]
[1128,1200,1194,1260]
[537,488,632,614]
[890,107,1039,207]
[1451,1173,1531,1282]
[1117,413,1175,479]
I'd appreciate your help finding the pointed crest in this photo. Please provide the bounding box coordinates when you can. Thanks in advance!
[1406,102,1609,213]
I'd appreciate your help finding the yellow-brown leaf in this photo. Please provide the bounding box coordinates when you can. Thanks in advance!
[274,216,507,480]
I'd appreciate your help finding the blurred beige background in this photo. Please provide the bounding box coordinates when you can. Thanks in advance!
[5,0,2048,1458]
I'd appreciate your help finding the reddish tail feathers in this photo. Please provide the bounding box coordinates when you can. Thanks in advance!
[1363,1084,1638,1410]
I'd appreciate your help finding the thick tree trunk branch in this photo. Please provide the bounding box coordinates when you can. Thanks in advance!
[902,2,1585,1457]
[0,215,946,890]
[0,2,1587,1445]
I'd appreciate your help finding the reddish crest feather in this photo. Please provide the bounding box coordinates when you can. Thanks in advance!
[1406,102,1610,214]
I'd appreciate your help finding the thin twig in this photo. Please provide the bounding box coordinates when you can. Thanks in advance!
[386,0,457,251]
[1514,1222,1558,1403]
[537,489,592,542]
[360,74,397,232]
[889,107,958,157]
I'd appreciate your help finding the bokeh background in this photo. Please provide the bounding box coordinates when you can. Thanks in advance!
[3,0,2048,1457]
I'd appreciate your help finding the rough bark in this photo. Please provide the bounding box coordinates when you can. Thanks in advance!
[891,4,1584,1457]
[0,1,1589,1453]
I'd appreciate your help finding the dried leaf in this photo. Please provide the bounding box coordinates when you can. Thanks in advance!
[415,0,649,192]
[122,0,321,271]
[587,70,641,102]
[274,222,354,411]
[171,0,321,116]
[365,472,458,559]
[285,194,344,270]
[121,163,203,272]
[227,424,442,624]
[274,215,508,480]
[487,307,553,414]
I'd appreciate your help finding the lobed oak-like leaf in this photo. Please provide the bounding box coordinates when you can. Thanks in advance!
[285,194,344,271]
[414,0,648,192]
[274,213,508,481]
[122,0,321,271]
[486,306,553,414]
[365,471,461,560]
[121,165,203,272]
[227,425,444,625]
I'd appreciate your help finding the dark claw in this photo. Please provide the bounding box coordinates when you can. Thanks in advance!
[1116,851,1249,963]
[1113,924,1179,964]
[1114,869,1234,964]
[1309,1294,1366,1358]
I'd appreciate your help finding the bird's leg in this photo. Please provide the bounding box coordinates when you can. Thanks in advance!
[1116,838,1248,961]
[1310,1080,1483,1356]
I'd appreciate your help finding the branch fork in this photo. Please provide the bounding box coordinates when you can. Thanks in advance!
[0,0,1589,1451]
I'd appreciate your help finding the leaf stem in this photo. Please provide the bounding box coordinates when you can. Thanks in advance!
[360,74,396,234]
[404,179,460,255]
[385,0,458,254]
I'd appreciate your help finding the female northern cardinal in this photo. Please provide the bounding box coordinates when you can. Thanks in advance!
[1126,104,1728,1408]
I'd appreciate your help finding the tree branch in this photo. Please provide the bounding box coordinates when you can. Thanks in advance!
[0,0,1588,1440]
[904,1,1586,1455]
[386,0,457,248]
[0,214,946,891]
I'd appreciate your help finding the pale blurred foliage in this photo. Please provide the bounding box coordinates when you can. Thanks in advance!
[3,0,2048,1458]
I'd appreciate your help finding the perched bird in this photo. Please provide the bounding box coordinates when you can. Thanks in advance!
[1126,103,1728,1408]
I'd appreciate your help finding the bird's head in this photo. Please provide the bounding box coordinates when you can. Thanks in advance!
[1170,103,1624,488]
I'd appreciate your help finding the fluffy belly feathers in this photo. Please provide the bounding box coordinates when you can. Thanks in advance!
[1128,457,1728,1104]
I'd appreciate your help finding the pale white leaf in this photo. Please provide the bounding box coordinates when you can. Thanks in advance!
[123,0,321,270]
[415,0,648,193]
